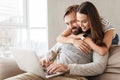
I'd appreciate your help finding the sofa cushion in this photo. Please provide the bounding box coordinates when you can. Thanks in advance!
[89,73,120,80]
[105,45,120,73]
[89,45,120,80]
[0,57,24,80]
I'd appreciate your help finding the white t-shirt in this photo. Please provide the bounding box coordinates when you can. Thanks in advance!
[102,19,116,39]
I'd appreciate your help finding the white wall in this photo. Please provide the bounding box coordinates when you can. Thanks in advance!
[48,0,120,48]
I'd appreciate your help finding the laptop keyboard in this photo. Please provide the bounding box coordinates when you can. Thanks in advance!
[42,66,64,77]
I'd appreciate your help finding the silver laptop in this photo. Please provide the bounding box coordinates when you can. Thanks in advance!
[11,49,64,79]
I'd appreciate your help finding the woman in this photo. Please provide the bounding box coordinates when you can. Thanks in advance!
[53,1,119,76]
[57,1,119,56]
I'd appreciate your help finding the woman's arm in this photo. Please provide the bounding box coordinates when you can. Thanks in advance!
[57,26,114,56]
[57,28,91,53]
[57,27,74,44]
[84,29,114,56]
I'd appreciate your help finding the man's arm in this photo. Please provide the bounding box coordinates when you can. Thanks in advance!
[46,51,108,75]
[42,43,62,60]
[68,52,108,76]
[40,43,62,67]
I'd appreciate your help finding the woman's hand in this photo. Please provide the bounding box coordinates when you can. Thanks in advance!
[72,39,91,54]
[68,34,91,54]
[47,63,69,74]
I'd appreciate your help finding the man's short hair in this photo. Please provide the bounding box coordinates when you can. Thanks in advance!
[63,5,79,18]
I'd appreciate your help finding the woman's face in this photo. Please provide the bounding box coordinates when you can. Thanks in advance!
[76,12,90,32]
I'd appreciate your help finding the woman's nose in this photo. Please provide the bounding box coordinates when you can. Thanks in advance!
[78,23,83,28]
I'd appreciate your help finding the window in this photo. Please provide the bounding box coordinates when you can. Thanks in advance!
[28,0,47,28]
[0,0,48,56]
[28,0,48,56]
[0,0,26,27]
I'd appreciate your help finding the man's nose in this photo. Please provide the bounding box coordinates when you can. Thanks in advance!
[69,23,74,29]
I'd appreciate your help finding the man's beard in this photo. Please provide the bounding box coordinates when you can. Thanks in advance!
[71,27,82,35]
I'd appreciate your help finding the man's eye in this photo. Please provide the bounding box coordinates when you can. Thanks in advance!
[66,23,69,25]
[73,20,77,23]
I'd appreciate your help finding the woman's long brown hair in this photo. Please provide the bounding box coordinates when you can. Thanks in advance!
[77,1,106,46]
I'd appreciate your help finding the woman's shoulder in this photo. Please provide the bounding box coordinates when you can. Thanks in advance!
[101,18,114,32]
[101,18,112,26]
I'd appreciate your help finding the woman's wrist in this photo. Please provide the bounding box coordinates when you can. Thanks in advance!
[70,37,75,44]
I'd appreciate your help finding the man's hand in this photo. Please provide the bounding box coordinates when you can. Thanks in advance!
[40,59,53,68]
[47,63,69,74]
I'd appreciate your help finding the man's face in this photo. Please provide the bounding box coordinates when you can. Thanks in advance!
[76,12,90,32]
[64,11,82,35]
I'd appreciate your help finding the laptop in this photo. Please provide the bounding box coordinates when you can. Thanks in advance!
[11,49,64,79]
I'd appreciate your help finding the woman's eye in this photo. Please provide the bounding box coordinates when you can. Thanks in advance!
[77,20,80,22]
[83,21,88,23]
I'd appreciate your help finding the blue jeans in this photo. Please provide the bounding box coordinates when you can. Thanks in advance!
[112,34,119,45]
